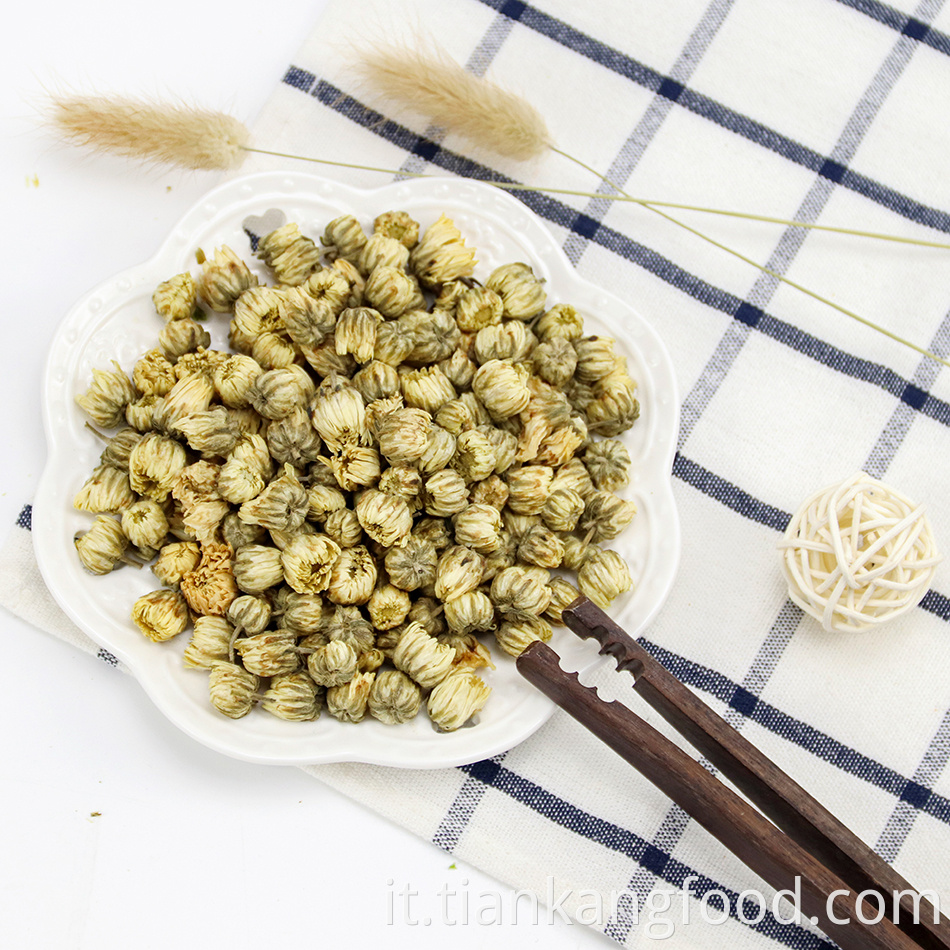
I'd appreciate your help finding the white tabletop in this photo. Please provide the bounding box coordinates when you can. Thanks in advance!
[0,3,605,947]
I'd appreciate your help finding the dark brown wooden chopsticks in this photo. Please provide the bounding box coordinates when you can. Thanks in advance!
[515,595,950,950]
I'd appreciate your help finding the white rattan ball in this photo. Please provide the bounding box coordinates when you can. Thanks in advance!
[779,472,940,633]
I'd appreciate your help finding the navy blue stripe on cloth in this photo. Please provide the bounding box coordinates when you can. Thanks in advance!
[472,0,950,232]
[458,759,835,948]
[280,70,950,428]
[834,0,950,55]
[638,636,950,826]
[16,504,32,530]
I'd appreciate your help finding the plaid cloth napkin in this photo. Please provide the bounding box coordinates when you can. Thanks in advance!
[5,0,950,946]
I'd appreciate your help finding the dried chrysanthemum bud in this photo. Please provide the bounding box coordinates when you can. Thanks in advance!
[401,366,457,415]
[152,540,200,586]
[375,407,431,463]
[279,592,324,636]
[435,398,476,436]
[485,262,546,320]
[326,545,377,605]
[392,621,455,688]
[470,474,509,510]
[257,222,320,285]
[131,588,189,642]
[409,214,477,289]
[505,465,554,515]
[551,456,594,499]
[583,439,632,492]
[209,354,261,409]
[451,429,497,483]
[490,565,552,617]
[541,487,585,533]
[265,407,323,469]
[434,545,485,602]
[494,614,552,657]
[322,214,367,264]
[324,605,376,653]
[400,308,461,365]
[373,320,415,366]
[363,265,417,317]
[306,484,347,523]
[406,596,445,638]
[128,432,187,502]
[501,510,541,540]
[98,427,143,471]
[472,359,531,419]
[238,465,308,532]
[352,360,400,403]
[158,318,211,364]
[74,464,135,514]
[544,577,581,625]
[561,533,597,571]
[578,548,633,608]
[180,542,238,616]
[246,367,312,421]
[418,425,457,476]
[74,515,128,574]
[227,593,272,637]
[453,503,503,553]
[359,233,410,275]
[310,385,368,453]
[261,671,322,721]
[586,370,640,436]
[517,524,565,568]
[221,512,266,550]
[235,631,299,676]
[280,533,342,594]
[355,489,412,547]
[133,348,177,397]
[578,490,637,543]
[377,464,423,505]
[329,444,381,491]
[574,336,621,384]
[368,670,421,725]
[326,671,375,723]
[120,499,168,549]
[208,661,259,718]
[323,508,363,548]
[367,583,412,631]
[536,303,584,342]
[473,321,535,364]
[76,361,137,428]
[423,469,469,517]
[427,669,492,731]
[455,286,503,332]
[307,639,358,687]
[438,348,477,392]
[384,536,438,592]
[334,306,383,362]
[152,374,214,436]
[232,543,284,593]
[374,210,419,248]
[532,338,578,388]
[152,272,198,322]
[174,347,229,382]
[443,590,495,636]
[176,407,241,458]
[478,425,519,476]
[182,615,232,669]
[199,245,258,311]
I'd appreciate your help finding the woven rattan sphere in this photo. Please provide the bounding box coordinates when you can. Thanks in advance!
[779,472,940,633]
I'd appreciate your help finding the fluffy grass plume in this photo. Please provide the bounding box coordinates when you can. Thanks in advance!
[48,94,249,170]
[352,38,551,161]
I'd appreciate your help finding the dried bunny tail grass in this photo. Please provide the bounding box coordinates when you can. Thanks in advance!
[47,94,250,170]
[352,37,551,161]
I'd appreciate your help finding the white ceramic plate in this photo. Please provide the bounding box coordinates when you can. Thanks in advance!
[34,171,680,768]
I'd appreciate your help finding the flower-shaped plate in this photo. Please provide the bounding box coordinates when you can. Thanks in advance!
[34,171,680,768]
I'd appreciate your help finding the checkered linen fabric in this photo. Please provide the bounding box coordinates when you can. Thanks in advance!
[5,0,950,945]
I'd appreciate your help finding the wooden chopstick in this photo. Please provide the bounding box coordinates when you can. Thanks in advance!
[513,596,950,950]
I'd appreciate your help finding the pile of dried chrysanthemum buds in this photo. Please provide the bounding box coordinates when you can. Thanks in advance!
[72,209,640,730]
